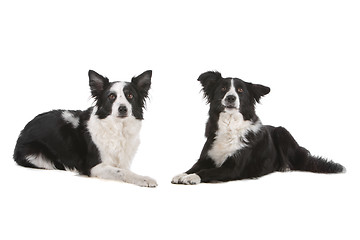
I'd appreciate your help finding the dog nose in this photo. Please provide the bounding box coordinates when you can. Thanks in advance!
[225,95,236,103]
[118,105,128,115]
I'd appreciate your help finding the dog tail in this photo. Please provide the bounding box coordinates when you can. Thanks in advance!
[273,127,345,174]
[291,147,345,173]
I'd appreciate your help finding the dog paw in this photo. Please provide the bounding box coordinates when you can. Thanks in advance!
[135,176,158,188]
[172,173,201,185]
[181,174,201,185]
[171,173,188,184]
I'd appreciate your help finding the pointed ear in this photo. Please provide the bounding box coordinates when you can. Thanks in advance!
[197,71,222,102]
[248,83,270,103]
[132,70,152,96]
[88,70,109,99]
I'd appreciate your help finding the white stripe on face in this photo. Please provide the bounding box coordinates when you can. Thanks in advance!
[222,79,240,110]
[110,82,132,117]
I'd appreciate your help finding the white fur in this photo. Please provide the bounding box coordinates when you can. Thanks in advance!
[64,166,79,173]
[62,111,80,128]
[208,111,262,167]
[90,163,157,187]
[221,79,240,109]
[171,173,201,185]
[171,173,188,184]
[26,154,56,170]
[87,107,141,169]
[86,81,157,187]
[86,83,157,187]
[87,81,141,169]
[180,173,201,185]
[110,82,132,117]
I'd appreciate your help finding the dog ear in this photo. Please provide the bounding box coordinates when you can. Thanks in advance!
[197,71,222,102]
[88,70,109,99]
[131,70,152,97]
[248,83,270,103]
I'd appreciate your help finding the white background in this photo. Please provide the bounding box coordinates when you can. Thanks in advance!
[1,0,359,239]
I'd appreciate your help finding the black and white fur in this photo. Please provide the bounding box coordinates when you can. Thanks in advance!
[14,70,157,187]
[172,71,345,185]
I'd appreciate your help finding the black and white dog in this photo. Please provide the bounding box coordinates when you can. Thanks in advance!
[14,70,157,187]
[172,71,345,184]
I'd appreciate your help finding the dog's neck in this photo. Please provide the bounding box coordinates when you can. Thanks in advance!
[207,109,262,167]
[217,110,262,138]
[87,107,142,169]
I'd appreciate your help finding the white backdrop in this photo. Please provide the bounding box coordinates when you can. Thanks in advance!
[1,1,359,239]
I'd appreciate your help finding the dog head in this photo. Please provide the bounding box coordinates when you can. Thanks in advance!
[89,70,152,120]
[198,71,270,120]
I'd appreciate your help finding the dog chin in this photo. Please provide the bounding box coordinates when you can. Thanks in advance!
[118,114,128,119]
[224,106,238,112]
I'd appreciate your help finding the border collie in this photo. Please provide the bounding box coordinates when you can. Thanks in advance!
[14,70,157,187]
[172,71,345,185]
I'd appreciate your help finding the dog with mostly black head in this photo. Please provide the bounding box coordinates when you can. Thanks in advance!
[14,70,157,187]
[172,71,345,185]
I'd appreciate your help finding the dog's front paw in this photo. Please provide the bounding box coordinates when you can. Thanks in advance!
[171,173,188,184]
[181,174,201,185]
[172,173,201,185]
[135,176,158,188]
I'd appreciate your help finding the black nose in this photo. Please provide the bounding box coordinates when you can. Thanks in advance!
[225,95,236,103]
[118,105,128,115]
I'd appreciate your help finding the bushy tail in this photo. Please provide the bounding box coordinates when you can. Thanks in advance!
[291,147,345,173]
[273,127,345,174]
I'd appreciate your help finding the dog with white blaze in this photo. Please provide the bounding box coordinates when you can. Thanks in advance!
[172,71,345,185]
[14,70,157,187]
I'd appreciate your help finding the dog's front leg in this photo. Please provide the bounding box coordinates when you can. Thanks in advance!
[171,157,215,184]
[174,165,236,185]
[90,163,157,187]
[196,166,236,183]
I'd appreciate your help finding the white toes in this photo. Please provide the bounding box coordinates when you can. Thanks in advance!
[181,174,201,185]
[171,173,201,185]
[171,173,188,184]
[135,176,158,188]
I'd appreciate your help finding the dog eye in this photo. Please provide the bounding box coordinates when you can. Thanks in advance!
[127,93,133,99]
[237,88,243,93]
[221,87,227,92]
[108,94,116,100]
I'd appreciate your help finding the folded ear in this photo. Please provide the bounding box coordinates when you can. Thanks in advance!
[197,71,222,102]
[132,70,152,97]
[89,70,109,99]
[248,83,270,103]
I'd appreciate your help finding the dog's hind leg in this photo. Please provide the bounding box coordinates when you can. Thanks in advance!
[90,163,157,187]
[273,127,345,174]
[13,140,62,170]
[13,151,42,169]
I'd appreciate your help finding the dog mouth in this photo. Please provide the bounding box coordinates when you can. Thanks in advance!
[117,114,128,118]
[224,104,238,110]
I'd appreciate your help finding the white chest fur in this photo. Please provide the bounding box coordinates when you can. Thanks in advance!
[87,108,142,169]
[208,111,262,167]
